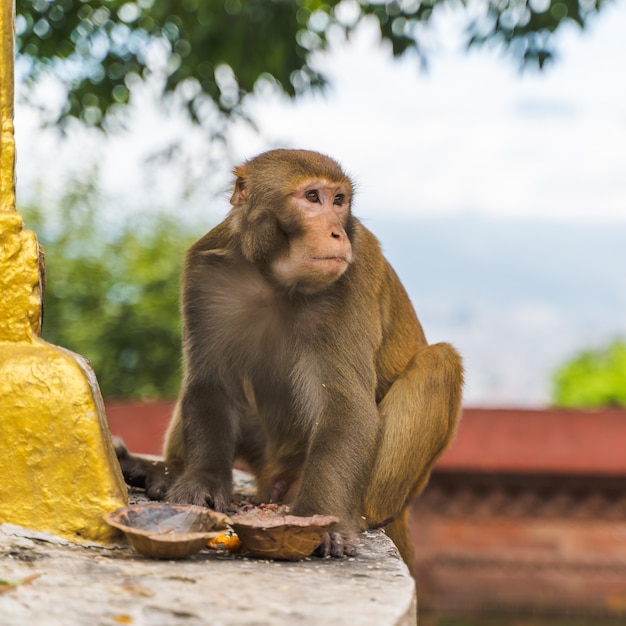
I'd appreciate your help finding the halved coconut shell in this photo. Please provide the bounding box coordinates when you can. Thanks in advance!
[104,503,231,559]
[230,514,340,561]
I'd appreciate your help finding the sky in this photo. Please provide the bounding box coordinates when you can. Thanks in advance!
[229,2,626,222]
[15,0,626,224]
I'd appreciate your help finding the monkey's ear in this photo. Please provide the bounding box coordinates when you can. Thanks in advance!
[230,167,248,206]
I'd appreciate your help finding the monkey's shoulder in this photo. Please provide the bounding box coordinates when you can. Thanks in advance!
[347,220,404,292]
[188,220,233,253]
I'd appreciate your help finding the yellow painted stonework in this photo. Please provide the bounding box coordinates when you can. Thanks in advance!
[0,1,127,542]
[0,338,129,542]
[0,0,16,214]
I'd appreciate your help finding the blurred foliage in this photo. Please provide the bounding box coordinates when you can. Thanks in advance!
[552,339,626,408]
[21,177,197,399]
[16,0,609,128]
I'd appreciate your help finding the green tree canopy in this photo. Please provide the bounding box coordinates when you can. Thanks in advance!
[17,0,609,128]
[552,340,626,408]
[21,177,195,399]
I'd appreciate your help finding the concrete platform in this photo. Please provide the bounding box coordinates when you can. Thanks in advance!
[1,468,416,626]
[0,522,415,626]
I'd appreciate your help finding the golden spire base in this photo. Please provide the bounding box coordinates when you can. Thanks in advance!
[0,2,127,543]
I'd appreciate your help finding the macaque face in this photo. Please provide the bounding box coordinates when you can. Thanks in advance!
[271,178,353,294]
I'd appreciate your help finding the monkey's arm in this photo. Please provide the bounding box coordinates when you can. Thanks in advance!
[166,380,236,511]
[167,247,241,511]
[291,369,380,554]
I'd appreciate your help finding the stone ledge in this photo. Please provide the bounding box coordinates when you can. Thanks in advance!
[0,522,416,625]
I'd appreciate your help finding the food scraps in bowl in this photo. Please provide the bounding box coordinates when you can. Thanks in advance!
[104,503,231,559]
[229,513,340,561]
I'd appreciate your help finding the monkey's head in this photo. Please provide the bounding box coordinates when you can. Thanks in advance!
[230,149,354,295]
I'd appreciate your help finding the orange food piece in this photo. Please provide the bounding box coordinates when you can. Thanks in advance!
[207,533,244,553]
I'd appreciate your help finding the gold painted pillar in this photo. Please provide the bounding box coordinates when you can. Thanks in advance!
[0,0,127,542]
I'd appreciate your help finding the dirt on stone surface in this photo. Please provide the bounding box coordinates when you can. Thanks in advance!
[0,471,416,626]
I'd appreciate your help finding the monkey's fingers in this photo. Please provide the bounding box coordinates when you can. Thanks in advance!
[315,531,357,558]
[144,477,169,501]
[167,474,231,512]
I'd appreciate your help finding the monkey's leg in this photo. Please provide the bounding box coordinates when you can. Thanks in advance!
[254,446,304,505]
[365,341,463,566]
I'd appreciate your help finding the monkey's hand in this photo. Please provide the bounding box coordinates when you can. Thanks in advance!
[315,530,358,558]
[291,497,359,557]
[167,472,231,512]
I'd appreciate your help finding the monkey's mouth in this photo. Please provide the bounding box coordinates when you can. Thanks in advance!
[310,256,350,264]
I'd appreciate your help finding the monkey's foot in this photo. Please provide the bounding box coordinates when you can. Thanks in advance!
[113,438,172,501]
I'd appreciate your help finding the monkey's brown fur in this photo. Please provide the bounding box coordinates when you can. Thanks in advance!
[116,149,463,567]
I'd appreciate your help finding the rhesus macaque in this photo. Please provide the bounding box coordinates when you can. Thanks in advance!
[117,149,463,568]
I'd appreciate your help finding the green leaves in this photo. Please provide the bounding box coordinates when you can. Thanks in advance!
[16,0,330,128]
[16,0,606,129]
[552,340,626,408]
[21,179,196,399]
[468,0,606,69]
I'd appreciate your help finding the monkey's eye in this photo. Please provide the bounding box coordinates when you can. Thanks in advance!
[333,194,345,206]
[305,190,320,203]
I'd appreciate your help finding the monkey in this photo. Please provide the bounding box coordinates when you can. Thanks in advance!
[116,149,463,568]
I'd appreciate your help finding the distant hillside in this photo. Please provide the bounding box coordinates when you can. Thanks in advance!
[363,215,626,406]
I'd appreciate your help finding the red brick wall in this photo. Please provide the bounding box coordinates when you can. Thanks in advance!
[106,399,175,455]
[107,404,626,475]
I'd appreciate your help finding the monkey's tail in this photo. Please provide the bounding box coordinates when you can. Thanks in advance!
[368,512,400,530]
